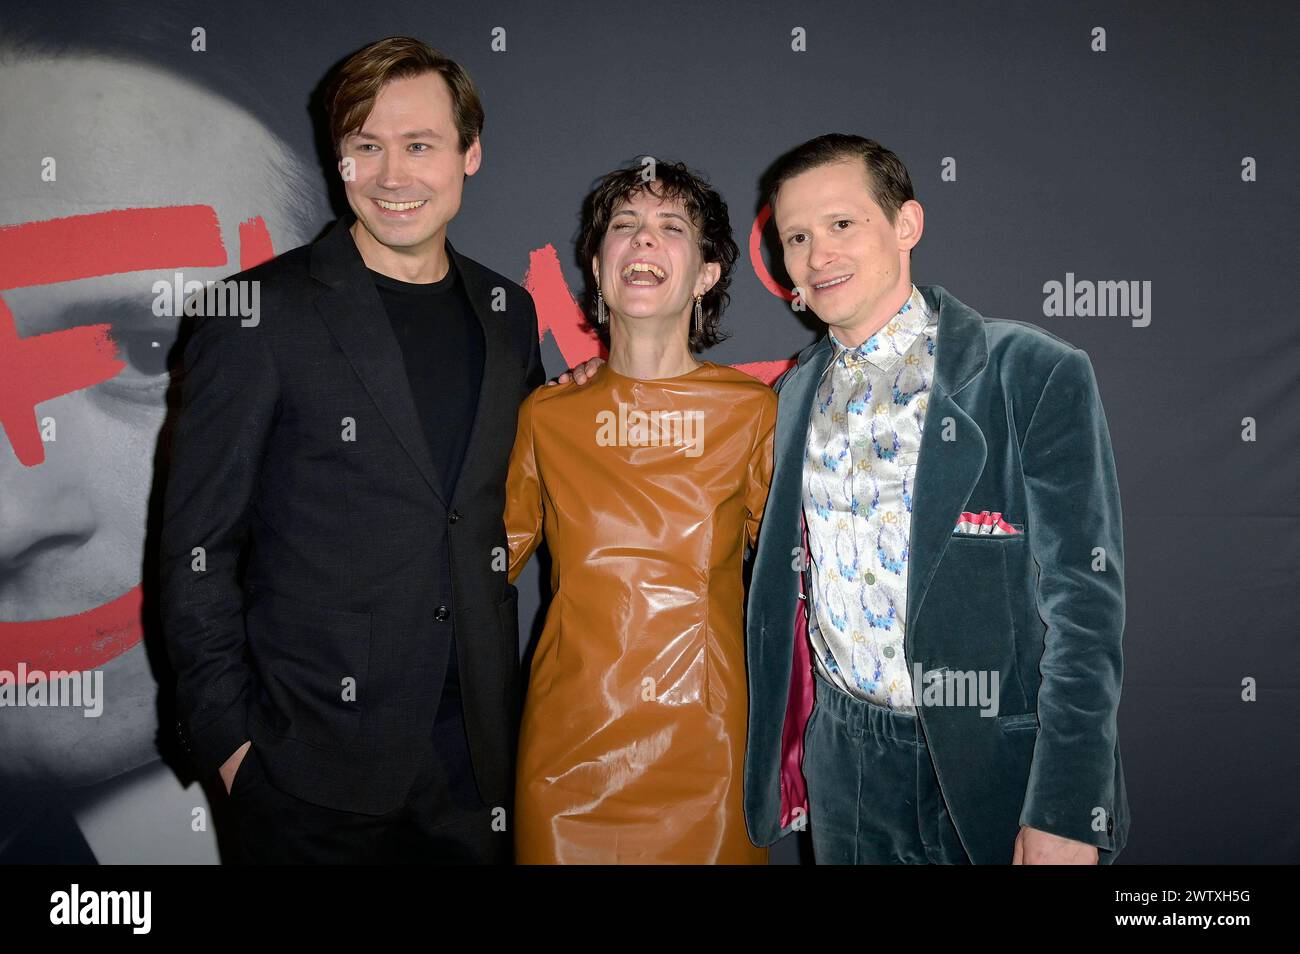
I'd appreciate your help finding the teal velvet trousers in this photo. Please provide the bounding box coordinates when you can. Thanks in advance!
[804,669,970,864]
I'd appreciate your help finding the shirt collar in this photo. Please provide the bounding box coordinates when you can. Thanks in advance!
[827,284,931,372]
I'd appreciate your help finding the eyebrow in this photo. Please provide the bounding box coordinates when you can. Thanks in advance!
[611,209,692,224]
[351,129,443,140]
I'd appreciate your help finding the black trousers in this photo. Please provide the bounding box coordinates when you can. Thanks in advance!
[229,706,510,865]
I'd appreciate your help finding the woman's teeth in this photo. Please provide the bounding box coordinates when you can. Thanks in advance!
[622,262,666,285]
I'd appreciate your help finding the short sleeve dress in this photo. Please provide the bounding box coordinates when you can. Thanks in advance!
[504,360,777,864]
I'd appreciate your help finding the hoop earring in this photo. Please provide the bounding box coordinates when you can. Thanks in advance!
[597,290,608,325]
[693,295,703,336]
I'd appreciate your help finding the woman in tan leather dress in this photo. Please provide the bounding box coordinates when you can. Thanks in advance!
[504,161,776,863]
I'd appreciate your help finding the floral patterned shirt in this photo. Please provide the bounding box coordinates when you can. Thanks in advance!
[802,285,938,710]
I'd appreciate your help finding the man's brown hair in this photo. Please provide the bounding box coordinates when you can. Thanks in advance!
[763,133,915,224]
[324,36,484,157]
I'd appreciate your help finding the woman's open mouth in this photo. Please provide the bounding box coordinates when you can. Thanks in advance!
[621,261,667,287]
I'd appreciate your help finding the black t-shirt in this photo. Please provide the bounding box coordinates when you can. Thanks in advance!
[370,259,484,730]
[370,260,484,500]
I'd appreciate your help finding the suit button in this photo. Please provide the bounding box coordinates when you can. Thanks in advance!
[435,605,450,622]
[448,510,461,524]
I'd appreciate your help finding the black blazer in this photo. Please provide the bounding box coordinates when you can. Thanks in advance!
[160,213,544,815]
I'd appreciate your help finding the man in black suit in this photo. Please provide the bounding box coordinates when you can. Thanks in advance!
[160,37,543,863]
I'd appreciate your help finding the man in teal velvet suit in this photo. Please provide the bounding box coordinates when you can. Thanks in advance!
[744,134,1128,864]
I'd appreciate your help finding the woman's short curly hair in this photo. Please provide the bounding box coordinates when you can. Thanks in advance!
[577,158,738,352]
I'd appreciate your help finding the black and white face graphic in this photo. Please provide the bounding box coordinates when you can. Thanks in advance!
[0,53,320,787]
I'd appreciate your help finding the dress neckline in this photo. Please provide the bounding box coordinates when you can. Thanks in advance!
[601,360,716,385]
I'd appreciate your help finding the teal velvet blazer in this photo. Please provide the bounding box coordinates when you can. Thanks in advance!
[744,284,1129,864]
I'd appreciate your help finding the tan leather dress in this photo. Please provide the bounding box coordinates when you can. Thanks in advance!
[505,361,776,864]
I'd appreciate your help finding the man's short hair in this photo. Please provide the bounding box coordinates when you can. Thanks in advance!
[324,36,484,157]
[764,133,915,224]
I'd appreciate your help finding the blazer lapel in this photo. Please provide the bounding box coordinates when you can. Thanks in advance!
[446,238,507,510]
[905,285,990,628]
[766,334,832,607]
[765,334,831,832]
[310,215,446,505]
[773,335,833,498]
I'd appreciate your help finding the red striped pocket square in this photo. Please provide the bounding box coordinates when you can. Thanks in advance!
[954,510,1022,536]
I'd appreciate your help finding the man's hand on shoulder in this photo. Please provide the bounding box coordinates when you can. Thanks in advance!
[546,356,605,387]
[219,740,252,795]
[1012,824,1099,865]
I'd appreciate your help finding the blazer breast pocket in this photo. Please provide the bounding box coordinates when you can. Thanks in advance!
[930,532,1024,672]
[246,590,372,751]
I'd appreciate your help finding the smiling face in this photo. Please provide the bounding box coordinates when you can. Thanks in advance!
[592,186,720,330]
[340,71,481,275]
[773,160,923,347]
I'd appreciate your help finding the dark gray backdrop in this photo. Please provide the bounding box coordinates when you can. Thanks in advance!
[3,0,1295,864]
